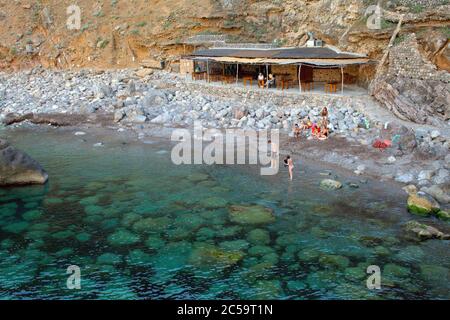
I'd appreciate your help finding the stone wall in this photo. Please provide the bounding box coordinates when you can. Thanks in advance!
[313,68,341,82]
[388,34,450,83]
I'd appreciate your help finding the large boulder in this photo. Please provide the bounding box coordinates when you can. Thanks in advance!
[407,193,440,216]
[421,185,450,204]
[0,139,48,186]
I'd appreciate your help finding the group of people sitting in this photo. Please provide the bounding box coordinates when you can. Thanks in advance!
[293,107,330,140]
[258,73,276,89]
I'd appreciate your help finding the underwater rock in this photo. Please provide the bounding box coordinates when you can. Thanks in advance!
[151,241,192,275]
[121,212,141,228]
[319,254,350,270]
[22,209,44,221]
[383,263,411,278]
[311,226,329,239]
[0,239,14,250]
[0,139,48,186]
[243,261,276,283]
[54,248,74,257]
[196,227,217,241]
[248,245,276,257]
[373,245,390,257]
[286,280,307,292]
[407,193,440,216]
[2,221,29,234]
[306,270,338,291]
[188,244,244,270]
[145,235,166,250]
[320,179,342,190]
[126,249,153,266]
[405,220,450,241]
[394,245,424,263]
[75,232,91,242]
[24,230,48,241]
[249,280,283,300]
[197,180,218,188]
[101,218,120,230]
[420,264,449,285]
[247,228,271,245]
[229,205,275,225]
[51,230,75,240]
[97,253,122,265]
[132,216,171,233]
[275,233,301,247]
[436,210,450,221]
[199,197,228,209]
[343,267,366,282]
[187,173,210,182]
[107,229,140,246]
[174,213,205,231]
[84,205,104,216]
[219,240,249,251]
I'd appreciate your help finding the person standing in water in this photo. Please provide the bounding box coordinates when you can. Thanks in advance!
[284,155,294,181]
[268,140,278,169]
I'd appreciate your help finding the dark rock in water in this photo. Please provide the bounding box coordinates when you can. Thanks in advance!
[405,221,450,241]
[0,139,48,186]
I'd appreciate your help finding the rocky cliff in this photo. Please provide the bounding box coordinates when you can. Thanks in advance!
[0,0,449,124]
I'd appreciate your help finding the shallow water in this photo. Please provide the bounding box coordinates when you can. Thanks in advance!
[0,126,449,300]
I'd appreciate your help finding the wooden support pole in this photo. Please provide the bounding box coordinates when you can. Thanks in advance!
[376,15,404,78]
[298,64,302,93]
[341,66,344,95]
[206,60,210,83]
[266,64,269,89]
[236,63,239,85]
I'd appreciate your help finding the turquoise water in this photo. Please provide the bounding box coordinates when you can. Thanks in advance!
[0,126,449,300]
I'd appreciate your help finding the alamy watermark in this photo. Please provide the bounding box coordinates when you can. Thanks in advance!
[365,5,383,30]
[66,5,81,30]
[366,265,382,290]
[171,121,279,176]
[66,265,81,290]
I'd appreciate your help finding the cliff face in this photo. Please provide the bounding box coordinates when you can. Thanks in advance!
[0,0,448,69]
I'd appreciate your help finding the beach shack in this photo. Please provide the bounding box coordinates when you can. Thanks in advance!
[180,42,371,94]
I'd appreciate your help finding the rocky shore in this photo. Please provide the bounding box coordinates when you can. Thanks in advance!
[1,67,449,221]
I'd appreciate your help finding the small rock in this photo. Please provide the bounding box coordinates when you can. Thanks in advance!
[395,173,414,184]
[402,185,417,195]
[320,179,343,190]
[430,130,440,139]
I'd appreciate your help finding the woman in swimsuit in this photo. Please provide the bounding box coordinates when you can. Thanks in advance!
[286,156,294,181]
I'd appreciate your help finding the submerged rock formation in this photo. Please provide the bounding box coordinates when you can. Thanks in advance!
[0,139,48,186]
[405,221,449,241]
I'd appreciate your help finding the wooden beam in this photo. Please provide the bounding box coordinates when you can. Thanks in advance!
[298,64,302,93]
[375,15,404,78]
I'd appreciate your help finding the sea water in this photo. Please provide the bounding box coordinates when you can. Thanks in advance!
[0,126,448,300]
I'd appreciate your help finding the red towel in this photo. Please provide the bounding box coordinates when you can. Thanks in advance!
[372,139,391,149]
